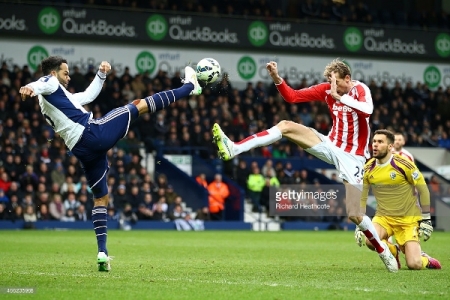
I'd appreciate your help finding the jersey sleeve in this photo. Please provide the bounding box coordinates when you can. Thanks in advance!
[276,81,328,103]
[401,159,425,186]
[71,71,106,106]
[27,76,59,95]
[403,161,430,207]
[339,84,373,116]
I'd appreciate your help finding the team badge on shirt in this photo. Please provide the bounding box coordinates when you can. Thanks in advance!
[390,171,396,180]
[412,170,420,180]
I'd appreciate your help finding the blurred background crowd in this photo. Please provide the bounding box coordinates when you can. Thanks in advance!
[1,58,449,224]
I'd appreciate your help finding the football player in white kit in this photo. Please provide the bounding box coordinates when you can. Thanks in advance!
[20,56,202,271]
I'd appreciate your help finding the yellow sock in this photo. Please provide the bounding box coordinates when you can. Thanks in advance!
[421,256,429,269]
[383,239,397,256]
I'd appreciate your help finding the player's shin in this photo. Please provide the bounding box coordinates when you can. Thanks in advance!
[357,216,385,253]
[144,84,193,113]
[234,126,282,155]
[92,205,108,255]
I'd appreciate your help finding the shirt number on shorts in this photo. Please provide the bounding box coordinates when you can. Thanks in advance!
[354,166,364,178]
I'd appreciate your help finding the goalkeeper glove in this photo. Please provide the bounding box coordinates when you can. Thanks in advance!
[354,227,366,247]
[418,213,433,241]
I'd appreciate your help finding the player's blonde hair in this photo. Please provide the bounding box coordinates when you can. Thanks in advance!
[323,58,351,80]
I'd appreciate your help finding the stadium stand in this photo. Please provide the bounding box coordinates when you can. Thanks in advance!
[1,60,449,224]
[1,0,449,228]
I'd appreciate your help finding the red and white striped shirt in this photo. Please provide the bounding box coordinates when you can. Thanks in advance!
[392,148,414,162]
[276,81,373,158]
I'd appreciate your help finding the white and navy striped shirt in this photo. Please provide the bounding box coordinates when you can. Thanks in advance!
[27,72,106,150]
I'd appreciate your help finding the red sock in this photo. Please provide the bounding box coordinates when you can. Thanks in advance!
[235,130,269,145]
[363,230,385,253]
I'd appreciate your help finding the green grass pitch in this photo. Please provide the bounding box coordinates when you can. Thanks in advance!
[0,230,448,299]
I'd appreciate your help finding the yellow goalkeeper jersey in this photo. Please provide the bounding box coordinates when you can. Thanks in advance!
[361,154,426,218]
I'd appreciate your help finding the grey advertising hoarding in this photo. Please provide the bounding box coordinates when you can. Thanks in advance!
[0,3,449,60]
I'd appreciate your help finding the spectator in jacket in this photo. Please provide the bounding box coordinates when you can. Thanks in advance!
[0,188,10,204]
[207,174,230,220]
[49,193,66,220]
[0,203,8,220]
[23,205,37,223]
[195,206,211,221]
[247,166,266,212]
[37,204,51,220]
[119,203,138,230]
[195,173,208,188]
[0,172,12,193]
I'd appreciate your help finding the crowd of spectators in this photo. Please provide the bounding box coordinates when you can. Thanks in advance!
[1,58,450,224]
[37,0,450,30]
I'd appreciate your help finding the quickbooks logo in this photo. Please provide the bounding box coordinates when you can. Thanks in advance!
[435,33,450,57]
[248,21,268,47]
[0,15,26,31]
[146,14,167,41]
[344,27,362,52]
[423,66,441,89]
[237,56,256,80]
[27,45,49,71]
[136,51,156,74]
[38,7,60,34]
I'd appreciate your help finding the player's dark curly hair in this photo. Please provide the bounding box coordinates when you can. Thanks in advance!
[41,56,67,75]
[374,129,395,144]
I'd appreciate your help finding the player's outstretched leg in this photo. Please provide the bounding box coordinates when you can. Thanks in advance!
[212,123,282,160]
[421,252,442,269]
[141,66,201,115]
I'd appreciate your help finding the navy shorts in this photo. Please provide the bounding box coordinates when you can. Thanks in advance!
[72,104,138,198]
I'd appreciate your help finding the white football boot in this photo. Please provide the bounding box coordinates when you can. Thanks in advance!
[184,66,202,95]
[378,242,398,273]
[97,252,112,272]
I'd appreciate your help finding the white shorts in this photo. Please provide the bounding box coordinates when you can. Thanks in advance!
[305,129,366,191]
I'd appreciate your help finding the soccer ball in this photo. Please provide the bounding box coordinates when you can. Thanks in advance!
[196,58,221,83]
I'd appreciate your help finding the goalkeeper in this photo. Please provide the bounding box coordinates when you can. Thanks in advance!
[355,129,441,270]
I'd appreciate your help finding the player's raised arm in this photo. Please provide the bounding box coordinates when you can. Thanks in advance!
[266,61,327,104]
[20,75,59,100]
[72,61,110,106]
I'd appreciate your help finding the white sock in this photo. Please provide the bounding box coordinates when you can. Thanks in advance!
[358,215,386,252]
[234,126,282,156]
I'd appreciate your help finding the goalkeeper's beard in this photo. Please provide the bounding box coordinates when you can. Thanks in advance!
[373,148,388,159]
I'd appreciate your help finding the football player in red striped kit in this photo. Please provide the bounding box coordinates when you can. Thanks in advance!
[212,59,398,272]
